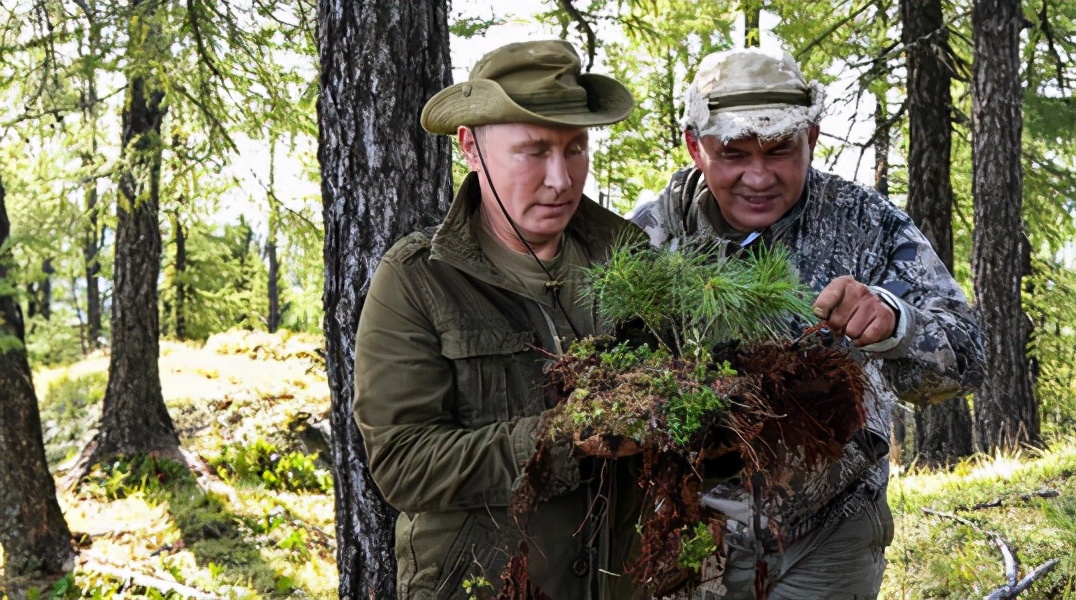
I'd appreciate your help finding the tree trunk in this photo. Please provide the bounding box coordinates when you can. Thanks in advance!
[316,2,453,597]
[0,176,75,577]
[85,183,103,349]
[267,138,280,333]
[26,282,39,319]
[88,0,179,465]
[40,259,54,320]
[872,85,910,460]
[267,241,280,333]
[744,0,762,47]
[873,98,890,197]
[902,0,974,468]
[971,0,1038,452]
[170,211,187,341]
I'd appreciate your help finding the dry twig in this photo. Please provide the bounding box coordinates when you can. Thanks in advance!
[921,507,1061,600]
[82,561,217,599]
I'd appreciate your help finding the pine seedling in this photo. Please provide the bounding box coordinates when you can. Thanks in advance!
[585,238,815,360]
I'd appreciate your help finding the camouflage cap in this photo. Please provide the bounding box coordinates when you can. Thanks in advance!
[681,48,825,142]
[421,40,635,135]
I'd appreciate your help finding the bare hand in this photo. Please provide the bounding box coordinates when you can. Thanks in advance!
[812,276,896,347]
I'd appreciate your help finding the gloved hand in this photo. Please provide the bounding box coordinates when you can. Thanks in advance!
[511,412,582,506]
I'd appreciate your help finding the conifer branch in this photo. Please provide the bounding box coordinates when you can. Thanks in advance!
[585,239,815,359]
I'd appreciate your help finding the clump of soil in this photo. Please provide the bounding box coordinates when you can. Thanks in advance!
[508,328,867,597]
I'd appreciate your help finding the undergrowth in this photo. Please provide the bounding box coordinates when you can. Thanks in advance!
[38,371,108,467]
[884,439,1076,599]
[18,331,337,600]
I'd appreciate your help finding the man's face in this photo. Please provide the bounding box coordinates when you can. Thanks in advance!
[686,126,818,232]
[460,123,589,253]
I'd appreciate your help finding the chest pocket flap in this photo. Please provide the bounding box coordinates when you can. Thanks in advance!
[440,328,536,359]
[440,327,544,427]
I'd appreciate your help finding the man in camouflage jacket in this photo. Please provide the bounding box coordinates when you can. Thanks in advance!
[630,48,986,599]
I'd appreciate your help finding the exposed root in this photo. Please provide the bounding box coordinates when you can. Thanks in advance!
[504,335,867,596]
[495,543,552,600]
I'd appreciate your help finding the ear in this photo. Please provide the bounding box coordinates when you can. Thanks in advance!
[806,124,820,153]
[684,129,705,170]
[458,126,480,171]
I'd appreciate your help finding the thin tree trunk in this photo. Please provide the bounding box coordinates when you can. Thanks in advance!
[26,282,39,319]
[40,259,53,320]
[267,241,279,332]
[902,0,974,468]
[83,23,104,350]
[971,0,1038,452]
[85,183,102,349]
[0,175,75,577]
[170,211,187,341]
[744,0,762,47]
[316,2,453,597]
[88,0,179,466]
[267,137,280,333]
[872,76,908,459]
[874,99,890,197]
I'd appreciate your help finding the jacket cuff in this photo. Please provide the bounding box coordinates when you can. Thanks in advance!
[510,415,544,468]
[860,286,915,355]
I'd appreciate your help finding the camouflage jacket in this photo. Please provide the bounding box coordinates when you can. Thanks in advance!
[631,166,986,550]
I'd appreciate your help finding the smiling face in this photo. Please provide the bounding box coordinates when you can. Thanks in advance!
[686,126,818,232]
[460,123,590,259]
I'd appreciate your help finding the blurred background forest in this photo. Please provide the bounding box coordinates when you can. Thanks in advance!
[2,0,1076,598]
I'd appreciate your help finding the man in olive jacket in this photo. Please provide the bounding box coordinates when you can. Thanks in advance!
[631,48,986,598]
[354,40,643,599]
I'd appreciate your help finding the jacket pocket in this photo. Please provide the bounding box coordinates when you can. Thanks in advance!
[441,328,542,428]
[436,512,510,599]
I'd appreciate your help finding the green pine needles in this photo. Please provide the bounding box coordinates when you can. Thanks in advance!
[584,238,815,359]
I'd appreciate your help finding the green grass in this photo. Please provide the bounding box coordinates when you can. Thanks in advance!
[13,331,337,600]
[883,438,1076,599]
[38,371,108,467]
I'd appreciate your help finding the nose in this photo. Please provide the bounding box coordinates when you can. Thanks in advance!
[740,156,776,189]
[544,153,572,194]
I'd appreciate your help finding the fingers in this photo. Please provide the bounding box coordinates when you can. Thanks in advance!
[813,277,897,347]
[812,276,852,320]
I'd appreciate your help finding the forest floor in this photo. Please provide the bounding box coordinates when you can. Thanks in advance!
[2,330,1075,598]
[13,330,338,599]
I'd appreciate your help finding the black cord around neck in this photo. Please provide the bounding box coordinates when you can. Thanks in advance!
[470,128,583,341]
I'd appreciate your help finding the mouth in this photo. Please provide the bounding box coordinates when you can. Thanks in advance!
[536,200,574,211]
[738,194,778,208]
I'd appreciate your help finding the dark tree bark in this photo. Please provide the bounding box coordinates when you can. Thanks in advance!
[84,182,103,349]
[40,259,53,320]
[267,240,280,333]
[873,98,890,197]
[26,260,53,321]
[0,176,75,577]
[744,0,762,47]
[316,2,453,597]
[88,0,179,466]
[170,211,187,341]
[267,139,281,333]
[971,0,1039,452]
[26,282,40,320]
[902,0,974,468]
[872,79,910,459]
[83,51,104,350]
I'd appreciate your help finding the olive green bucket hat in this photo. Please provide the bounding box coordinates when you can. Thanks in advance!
[421,40,635,135]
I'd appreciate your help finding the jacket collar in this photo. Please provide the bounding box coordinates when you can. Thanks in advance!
[429,171,630,293]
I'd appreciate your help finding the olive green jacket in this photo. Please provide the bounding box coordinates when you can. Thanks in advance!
[354,173,643,599]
